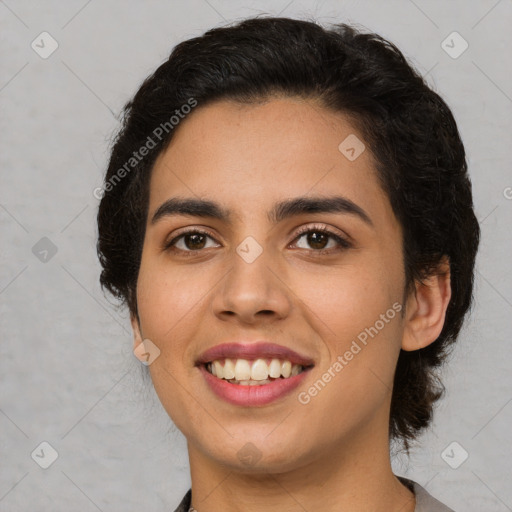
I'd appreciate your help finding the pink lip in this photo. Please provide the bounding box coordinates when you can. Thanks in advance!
[195,342,315,367]
[198,364,313,406]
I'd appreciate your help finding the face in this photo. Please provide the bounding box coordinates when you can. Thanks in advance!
[132,97,408,473]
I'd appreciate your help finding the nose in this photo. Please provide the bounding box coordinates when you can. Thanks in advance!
[211,248,292,325]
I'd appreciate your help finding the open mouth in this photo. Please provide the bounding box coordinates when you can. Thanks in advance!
[203,358,313,386]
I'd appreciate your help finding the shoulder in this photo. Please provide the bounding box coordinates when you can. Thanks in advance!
[398,476,456,512]
[172,488,191,512]
[173,481,456,512]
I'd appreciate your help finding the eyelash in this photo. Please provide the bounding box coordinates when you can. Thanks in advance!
[163,224,352,257]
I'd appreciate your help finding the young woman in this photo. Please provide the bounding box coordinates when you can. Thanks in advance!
[97,16,479,512]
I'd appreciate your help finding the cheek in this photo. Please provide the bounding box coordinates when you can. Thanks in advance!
[135,255,211,340]
[291,259,402,336]
[135,258,209,428]
[290,259,404,399]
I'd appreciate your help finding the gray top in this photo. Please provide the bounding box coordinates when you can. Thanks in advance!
[172,476,455,511]
[398,476,455,511]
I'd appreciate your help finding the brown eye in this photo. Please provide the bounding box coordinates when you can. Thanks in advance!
[165,230,220,253]
[303,231,329,250]
[182,233,207,250]
[292,225,351,253]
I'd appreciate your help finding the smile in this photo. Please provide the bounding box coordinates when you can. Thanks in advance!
[199,359,314,406]
[205,357,306,385]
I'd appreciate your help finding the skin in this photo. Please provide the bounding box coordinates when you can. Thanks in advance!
[131,97,451,512]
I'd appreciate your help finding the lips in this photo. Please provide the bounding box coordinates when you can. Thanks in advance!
[195,341,316,367]
[198,363,312,406]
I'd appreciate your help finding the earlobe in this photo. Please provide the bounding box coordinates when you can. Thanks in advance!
[130,314,144,350]
[401,258,451,352]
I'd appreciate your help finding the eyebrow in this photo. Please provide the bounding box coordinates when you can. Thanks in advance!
[151,195,373,227]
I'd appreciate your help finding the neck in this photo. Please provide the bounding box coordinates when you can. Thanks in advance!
[186,411,415,512]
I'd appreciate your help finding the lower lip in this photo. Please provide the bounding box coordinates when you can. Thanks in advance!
[198,364,312,406]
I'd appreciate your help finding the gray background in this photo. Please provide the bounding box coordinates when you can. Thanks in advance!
[1,0,511,510]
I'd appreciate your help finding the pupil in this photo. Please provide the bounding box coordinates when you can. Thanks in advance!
[308,232,327,249]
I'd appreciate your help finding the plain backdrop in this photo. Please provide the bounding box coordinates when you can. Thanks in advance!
[1,1,511,510]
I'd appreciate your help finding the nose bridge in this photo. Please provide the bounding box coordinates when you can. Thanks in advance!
[212,237,291,322]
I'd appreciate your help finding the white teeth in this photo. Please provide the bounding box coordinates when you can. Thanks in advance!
[206,357,305,382]
[213,360,223,377]
[223,359,236,379]
[281,360,292,378]
[234,359,252,380]
[251,359,269,380]
[226,378,272,386]
[269,359,282,378]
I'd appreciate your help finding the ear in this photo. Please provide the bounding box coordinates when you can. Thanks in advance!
[130,313,144,351]
[402,257,451,351]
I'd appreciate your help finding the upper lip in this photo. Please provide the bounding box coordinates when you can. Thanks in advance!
[196,342,315,367]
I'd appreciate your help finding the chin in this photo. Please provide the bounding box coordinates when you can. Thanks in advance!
[206,438,310,475]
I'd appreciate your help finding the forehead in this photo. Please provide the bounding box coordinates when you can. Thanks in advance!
[148,97,391,225]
